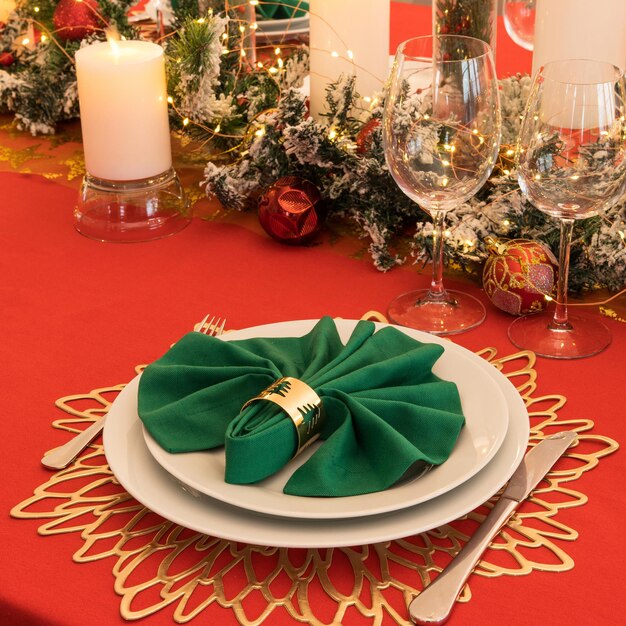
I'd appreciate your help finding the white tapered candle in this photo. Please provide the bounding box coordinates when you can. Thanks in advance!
[532,0,626,77]
[309,0,390,118]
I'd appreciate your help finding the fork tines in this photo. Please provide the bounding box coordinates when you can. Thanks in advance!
[197,314,226,336]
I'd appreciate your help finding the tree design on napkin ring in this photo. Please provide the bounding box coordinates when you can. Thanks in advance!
[242,377,324,456]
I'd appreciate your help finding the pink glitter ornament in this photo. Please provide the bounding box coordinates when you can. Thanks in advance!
[483,238,557,316]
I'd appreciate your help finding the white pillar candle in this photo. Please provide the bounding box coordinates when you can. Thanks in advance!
[532,0,626,77]
[0,0,15,22]
[75,39,173,181]
[309,0,390,118]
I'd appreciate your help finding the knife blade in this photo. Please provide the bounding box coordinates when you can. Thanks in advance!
[408,430,577,625]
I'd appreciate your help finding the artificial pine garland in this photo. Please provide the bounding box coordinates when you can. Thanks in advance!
[0,2,624,291]
[0,0,135,135]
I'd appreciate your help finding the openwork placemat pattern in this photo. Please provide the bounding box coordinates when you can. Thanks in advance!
[11,339,618,625]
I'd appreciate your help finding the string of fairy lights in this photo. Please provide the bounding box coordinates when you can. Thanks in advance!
[172,0,378,149]
[8,0,626,308]
[164,2,300,143]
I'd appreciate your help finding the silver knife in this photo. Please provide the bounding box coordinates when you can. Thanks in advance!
[41,417,107,470]
[408,430,577,625]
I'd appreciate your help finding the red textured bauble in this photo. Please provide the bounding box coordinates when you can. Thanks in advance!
[482,238,558,316]
[0,51,14,66]
[356,118,381,155]
[258,176,326,245]
[53,0,103,42]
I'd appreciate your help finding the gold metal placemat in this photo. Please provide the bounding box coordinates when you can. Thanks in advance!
[11,325,619,624]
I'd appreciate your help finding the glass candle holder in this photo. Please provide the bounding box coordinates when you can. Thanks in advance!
[74,168,189,243]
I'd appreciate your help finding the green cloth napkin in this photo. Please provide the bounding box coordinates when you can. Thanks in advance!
[138,318,465,497]
[256,1,309,20]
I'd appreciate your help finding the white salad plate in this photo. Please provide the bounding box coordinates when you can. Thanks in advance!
[142,319,510,520]
[104,321,529,548]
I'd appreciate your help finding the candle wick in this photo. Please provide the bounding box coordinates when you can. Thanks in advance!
[105,25,122,57]
[105,24,120,42]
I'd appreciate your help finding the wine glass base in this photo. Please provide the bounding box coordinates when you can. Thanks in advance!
[387,289,486,336]
[508,311,611,359]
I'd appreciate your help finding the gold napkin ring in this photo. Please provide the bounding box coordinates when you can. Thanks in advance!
[241,377,324,456]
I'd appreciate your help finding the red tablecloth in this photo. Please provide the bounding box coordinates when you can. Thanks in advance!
[1,4,623,626]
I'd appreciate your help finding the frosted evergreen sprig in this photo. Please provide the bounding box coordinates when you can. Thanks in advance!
[0,0,136,135]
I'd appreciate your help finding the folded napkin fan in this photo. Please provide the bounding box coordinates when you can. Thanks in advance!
[138,318,465,497]
[256,0,309,20]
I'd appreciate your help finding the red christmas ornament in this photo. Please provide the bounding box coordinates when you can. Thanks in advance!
[356,118,381,155]
[0,51,14,66]
[482,238,557,316]
[53,0,103,42]
[258,176,326,245]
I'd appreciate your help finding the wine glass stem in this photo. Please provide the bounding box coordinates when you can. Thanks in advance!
[550,218,574,331]
[428,210,448,302]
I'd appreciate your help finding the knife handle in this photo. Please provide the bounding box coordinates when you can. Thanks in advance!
[41,417,106,470]
[408,495,518,625]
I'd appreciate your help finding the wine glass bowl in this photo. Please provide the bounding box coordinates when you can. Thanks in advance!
[383,35,501,334]
[509,59,626,358]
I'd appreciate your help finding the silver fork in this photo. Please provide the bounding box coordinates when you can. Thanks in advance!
[195,314,227,336]
[41,315,226,470]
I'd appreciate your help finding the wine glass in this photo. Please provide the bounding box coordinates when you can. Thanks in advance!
[383,35,501,334]
[509,59,626,358]
[503,0,536,51]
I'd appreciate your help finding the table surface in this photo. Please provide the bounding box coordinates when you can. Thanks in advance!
[2,3,624,626]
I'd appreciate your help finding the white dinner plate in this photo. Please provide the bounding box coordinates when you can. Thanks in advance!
[256,16,309,33]
[142,320,510,520]
[255,16,309,41]
[103,348,528,548]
